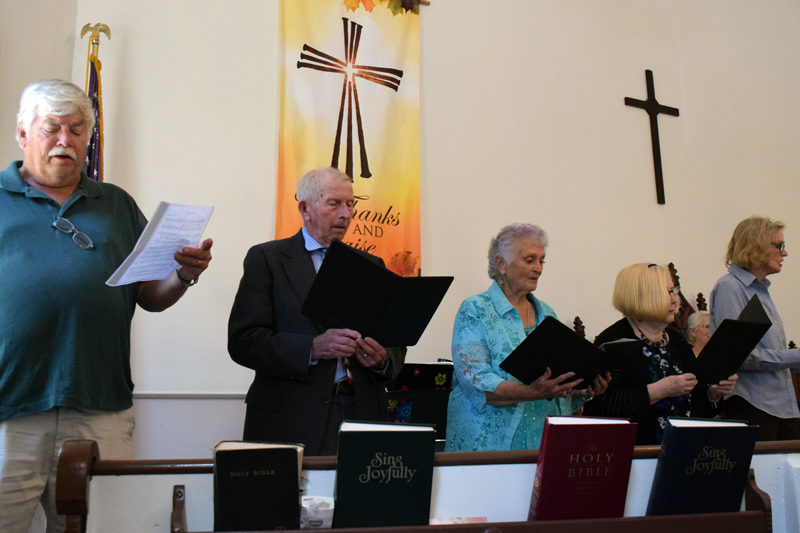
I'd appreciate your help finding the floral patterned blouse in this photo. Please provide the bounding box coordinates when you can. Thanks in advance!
[445,282,582,452]
[583,318,717,444]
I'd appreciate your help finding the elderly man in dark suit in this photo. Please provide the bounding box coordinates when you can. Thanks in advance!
[228,167,406,455]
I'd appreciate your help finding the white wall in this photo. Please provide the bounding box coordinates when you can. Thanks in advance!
[67,0,280,394]
[2,0,800,451]
[131,395,245,458]
[0,1,77,164]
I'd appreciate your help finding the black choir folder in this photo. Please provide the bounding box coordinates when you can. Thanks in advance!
[213,440,304,532]
[646,418,758,516]
[499,316,610,389]
[302,239,453,346]
[333,421,435,528]
[688,294,771,384]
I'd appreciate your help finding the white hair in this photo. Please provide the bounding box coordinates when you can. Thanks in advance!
[296,167,352,205]
[687,310,709,331]
[487,223,549,280]
[15,79,95,147]
[686,310,709,344]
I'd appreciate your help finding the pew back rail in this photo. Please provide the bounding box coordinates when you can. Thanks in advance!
[56,439,775,533]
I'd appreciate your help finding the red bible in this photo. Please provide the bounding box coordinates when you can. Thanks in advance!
[529,415,637,521]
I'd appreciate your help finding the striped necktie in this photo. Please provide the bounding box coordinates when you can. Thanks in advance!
[312,247,327,273]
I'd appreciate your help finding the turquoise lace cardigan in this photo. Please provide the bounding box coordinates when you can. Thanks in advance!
[445,281,582,451]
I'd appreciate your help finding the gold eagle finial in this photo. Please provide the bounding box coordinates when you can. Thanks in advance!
[81,23,111,40]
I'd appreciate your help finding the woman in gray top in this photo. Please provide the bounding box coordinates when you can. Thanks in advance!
[710,216,800,440]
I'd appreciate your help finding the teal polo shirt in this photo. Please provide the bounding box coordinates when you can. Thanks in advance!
[0,161,147,420]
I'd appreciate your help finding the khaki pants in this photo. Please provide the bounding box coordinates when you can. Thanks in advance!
[0,407,134,533]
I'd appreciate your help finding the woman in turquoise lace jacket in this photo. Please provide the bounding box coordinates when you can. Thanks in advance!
[445,223,610,452]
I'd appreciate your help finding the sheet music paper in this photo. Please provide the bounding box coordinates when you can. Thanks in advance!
[105,201,214,286]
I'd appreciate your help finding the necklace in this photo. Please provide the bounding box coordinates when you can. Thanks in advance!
[525,301,535,327]
[518,297,536,328]
[632,320,668,348]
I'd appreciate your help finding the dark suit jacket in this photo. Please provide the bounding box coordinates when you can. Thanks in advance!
[228,230,406,455]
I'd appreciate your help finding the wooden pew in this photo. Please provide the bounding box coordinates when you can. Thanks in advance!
[56,440,782,533]
[666,262,711,339]
[789,341,800,411]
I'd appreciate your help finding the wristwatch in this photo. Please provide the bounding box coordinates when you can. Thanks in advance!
[176,269,199,287]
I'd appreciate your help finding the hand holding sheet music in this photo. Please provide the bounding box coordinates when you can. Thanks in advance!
[106,202,213,286]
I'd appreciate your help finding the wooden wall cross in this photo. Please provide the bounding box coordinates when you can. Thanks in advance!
[625,69,680,205]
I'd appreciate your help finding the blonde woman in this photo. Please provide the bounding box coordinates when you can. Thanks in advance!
[710,216,800,440]
[584,263,736,444]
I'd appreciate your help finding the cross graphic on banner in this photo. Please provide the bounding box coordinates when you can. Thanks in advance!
[625,69,680,205]
[297,17,403,178]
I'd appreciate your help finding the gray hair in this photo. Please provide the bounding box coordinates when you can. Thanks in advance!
[296,167,352,205]
[15,79,95,146]
[686,310,709,330]
[487,223,549,280]
[686,310,709,343]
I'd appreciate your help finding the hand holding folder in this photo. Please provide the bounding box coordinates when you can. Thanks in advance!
[687,294,771,384]
[499,316,613,389]
[301,240,453,347]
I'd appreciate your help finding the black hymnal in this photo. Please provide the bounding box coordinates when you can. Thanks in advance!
[213,441,304,532]
[333,421,435,528]
[302,239,453,346]
[688,295,771,384]
[646,418,758,516]
[499,316,611,389]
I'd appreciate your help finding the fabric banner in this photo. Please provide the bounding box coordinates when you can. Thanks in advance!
[83,38,104,182]
[278,0,421,276]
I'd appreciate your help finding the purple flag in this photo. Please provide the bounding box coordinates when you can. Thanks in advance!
[84,57,103,182]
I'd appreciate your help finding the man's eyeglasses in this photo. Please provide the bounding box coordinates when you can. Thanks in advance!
[52,217,94,250]
[771,241,786,253]
[668,285,681,296]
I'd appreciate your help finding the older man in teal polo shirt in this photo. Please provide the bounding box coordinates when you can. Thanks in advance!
[0,79,214,533]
